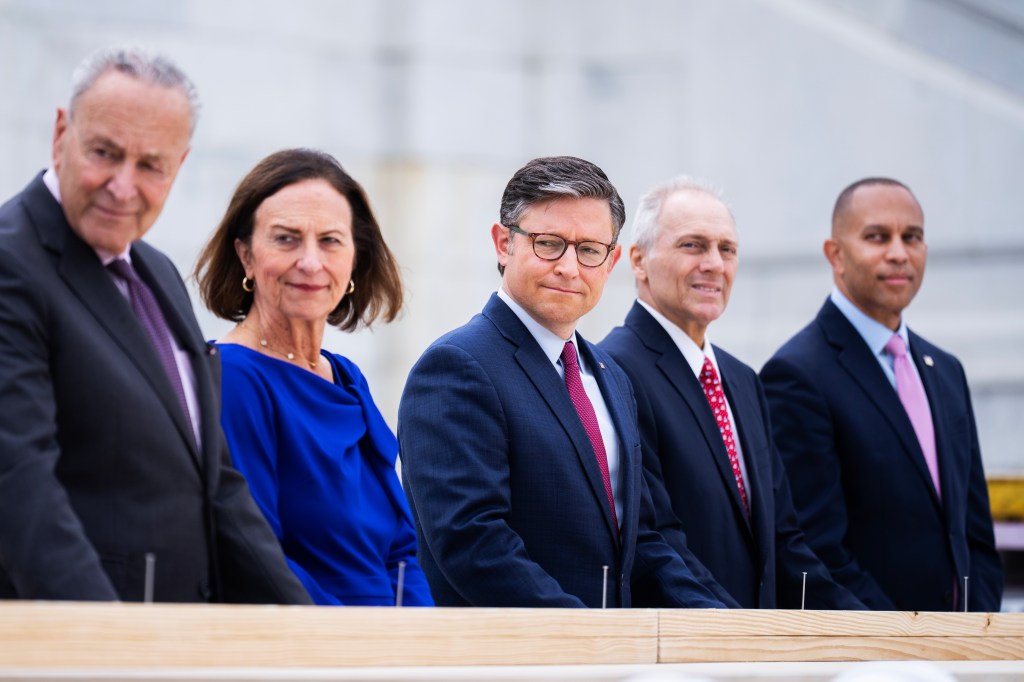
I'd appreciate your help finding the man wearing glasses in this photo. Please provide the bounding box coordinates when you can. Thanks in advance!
[398,156,730,608]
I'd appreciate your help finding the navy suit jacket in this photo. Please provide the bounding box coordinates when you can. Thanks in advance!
[398,293,726,608]
[760,299,1002,611]
[601,303,864,609]
[0,173,310,603]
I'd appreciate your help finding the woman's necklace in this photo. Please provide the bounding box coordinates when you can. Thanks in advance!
[240,322,320,371]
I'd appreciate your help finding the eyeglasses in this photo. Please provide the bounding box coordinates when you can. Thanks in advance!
[506,224,615,268]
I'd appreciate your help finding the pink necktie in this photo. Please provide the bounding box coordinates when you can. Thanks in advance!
[885,334,940,496]
[699,357,750,518]
[561,341,617,530]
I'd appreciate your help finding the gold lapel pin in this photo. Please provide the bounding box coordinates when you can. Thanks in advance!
[923,355,934,367]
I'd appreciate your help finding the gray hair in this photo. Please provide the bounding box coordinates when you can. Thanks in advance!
[68,45,201,135]
[631,176,734,250]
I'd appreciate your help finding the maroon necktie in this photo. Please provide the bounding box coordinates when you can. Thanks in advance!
[699,357,750,518]
[561,341,617,529]
[108,259,193,440]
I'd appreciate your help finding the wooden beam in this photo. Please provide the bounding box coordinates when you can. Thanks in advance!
[0,603,657,668]
[0,603,1022,669]
[659,610,1024,662]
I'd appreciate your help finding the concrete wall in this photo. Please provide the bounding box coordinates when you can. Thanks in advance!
[1,0,1021,472]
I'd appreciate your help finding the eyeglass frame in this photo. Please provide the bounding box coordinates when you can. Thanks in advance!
[505,224,617,268]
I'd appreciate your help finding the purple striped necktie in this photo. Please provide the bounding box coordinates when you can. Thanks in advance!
[108,259,194,441]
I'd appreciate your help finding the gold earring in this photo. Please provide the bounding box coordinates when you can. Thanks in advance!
[347,280,355,295]
[242,276,255,293]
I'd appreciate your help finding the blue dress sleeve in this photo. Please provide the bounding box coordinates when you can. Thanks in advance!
[341,357,434,606]
[219,350,345,605]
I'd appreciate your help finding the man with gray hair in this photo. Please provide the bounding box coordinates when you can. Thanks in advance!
[0,46,310,603]
[399,156,727,608]
[600,177,864,609]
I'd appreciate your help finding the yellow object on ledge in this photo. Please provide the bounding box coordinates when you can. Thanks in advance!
[988,476,1024,522]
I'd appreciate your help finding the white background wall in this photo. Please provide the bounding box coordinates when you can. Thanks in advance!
[1,0,1021,473]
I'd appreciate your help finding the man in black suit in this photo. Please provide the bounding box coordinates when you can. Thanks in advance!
[0,46,310,603]
[601,177,863,609]
[760,178,1002,611]
[399,157,727,608]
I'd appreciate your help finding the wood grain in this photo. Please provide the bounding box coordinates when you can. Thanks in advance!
[0,602,1021,668]
[0,603,657,667]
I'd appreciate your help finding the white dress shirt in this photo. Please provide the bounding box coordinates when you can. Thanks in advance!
[498,288,623,526]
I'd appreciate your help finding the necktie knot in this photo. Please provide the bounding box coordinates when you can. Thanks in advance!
[885,333,908,359]
[107,258,140,284]
[560,341,579,372]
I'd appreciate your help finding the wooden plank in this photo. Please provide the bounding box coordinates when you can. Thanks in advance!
[659,635,1024,663]
[2,603,1022,668]
[659,609,1024,638]
[0,603,657,668]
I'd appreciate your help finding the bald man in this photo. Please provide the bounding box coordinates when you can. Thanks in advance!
[760,178,1002,612]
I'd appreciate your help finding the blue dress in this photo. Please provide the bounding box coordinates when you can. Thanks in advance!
[218,344,433,606]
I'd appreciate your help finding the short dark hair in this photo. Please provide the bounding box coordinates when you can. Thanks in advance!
[195,148,403,331]
[832,177,918,235]
[497,156,625,275]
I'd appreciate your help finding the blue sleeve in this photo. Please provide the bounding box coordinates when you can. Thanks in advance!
[343,355,434,607]
[760,354,895,609]
[399,342,586,607]
[219,354,341,605]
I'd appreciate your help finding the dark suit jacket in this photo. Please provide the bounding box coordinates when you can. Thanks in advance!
[760,298,1002,611]
[0,173,311,604]
[600,302,864,609]
[397,293,726,608]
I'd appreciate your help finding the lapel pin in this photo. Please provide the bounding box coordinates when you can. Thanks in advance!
[599,362,605,369]
[923,355,934,367]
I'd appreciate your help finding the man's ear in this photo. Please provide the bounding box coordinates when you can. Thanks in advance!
[629,244,647,283]
[823,238,842,272]
[52,108,70,170]
[491,223,511,270]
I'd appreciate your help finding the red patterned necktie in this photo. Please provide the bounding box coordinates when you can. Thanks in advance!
[108,259,194,441]
[561,341,617,530]
[699,357,750,518]
[885,334,940,497]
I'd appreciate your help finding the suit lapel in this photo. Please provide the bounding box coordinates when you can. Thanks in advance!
[130,247,203,464]
[27,187,201,468]
[626,304,753,530]
[819,301,941,508]
[484,295,620,542]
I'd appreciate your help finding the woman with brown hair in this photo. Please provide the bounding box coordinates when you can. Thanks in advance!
[195,148,431,606]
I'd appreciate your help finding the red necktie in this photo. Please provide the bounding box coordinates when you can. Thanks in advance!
[561,341,617,529]
[699,357,750,518]
[885,334,940,497]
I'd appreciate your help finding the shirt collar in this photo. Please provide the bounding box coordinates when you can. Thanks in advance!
[636,298,719,378]
[43,167,130,265]
[497,287,584,369]
[830,287,909,357]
